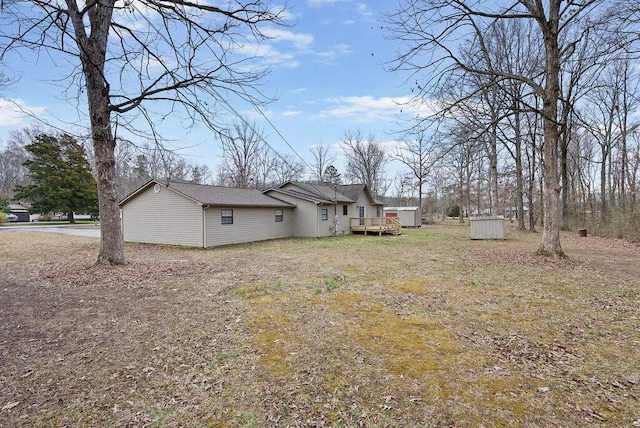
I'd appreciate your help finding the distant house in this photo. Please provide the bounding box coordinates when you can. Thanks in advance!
[8,204,30,223]
[264,181,385,237]
[383,206,421,228]
[119,180,295,248]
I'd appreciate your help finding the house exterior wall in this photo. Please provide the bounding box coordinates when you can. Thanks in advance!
[121,185,203,247]
[336,204,351,235]
[315,204,336,236]
[264,191,327,237]
[353,193,378,219]
[204,206,294,247]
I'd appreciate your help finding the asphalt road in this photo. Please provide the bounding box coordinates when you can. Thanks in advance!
[0,224,100,238]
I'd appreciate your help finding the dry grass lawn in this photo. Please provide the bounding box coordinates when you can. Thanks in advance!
[1,221,639,427]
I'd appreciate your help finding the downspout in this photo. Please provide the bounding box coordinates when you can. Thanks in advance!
[333,185,338,236]
[202,205,209,248]
[317,202,320,237]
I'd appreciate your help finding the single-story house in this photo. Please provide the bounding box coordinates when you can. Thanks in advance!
[264,181,384,237]
[119,180,388,248]
[119,180,296,248]
[8,203,30,222]
[383,206,421,228]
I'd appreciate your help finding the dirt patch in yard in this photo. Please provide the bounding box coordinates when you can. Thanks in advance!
[1,224,639,427]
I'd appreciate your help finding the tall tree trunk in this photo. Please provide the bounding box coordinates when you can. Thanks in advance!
[489,124,499,215]
[68,0,126,264]
[600,147,608,220]
[514,106,525,231]
[93,117,124,265]
[537,2,565,257]
[560,132,570,230]
[528,147,537,233]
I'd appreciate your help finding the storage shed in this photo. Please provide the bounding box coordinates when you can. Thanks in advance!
[470,216,506,239]
[383,206,421,228]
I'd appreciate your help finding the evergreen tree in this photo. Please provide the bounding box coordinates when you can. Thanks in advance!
[323,165,342,185]
[14,134,99,223]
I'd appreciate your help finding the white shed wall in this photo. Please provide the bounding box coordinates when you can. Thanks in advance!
[384,208,421,227]
[470,216,506,239]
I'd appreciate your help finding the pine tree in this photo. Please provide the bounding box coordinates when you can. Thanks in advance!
[14,134,99,223]
[323,165,341,185]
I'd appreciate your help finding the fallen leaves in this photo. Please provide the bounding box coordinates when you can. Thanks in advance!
[1,225,640,426]
[2,401,20,411]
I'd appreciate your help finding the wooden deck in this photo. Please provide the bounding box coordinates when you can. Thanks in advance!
[349,217,401,236]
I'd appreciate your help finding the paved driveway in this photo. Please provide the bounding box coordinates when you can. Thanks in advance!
[0,224,100,238]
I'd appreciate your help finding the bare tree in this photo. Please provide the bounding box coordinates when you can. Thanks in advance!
[342,129,389,197]
[386,0,639,257]
[309,144,337,184]
[0,1,286,264]
[0,127,37,198]
[218,121,268,189]
[269,153,305,186]
[393,128,438,212]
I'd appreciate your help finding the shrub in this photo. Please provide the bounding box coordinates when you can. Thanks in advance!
[446,204,460,218]
[0,212,7,224]
[582,209,640,243]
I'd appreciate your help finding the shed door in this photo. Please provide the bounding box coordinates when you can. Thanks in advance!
[385,212,397,217]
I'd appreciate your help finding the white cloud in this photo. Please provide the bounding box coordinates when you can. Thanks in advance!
[355,3,374,21]
[235,43,300,68]
[282,110,302,117]
[262,28,314,50]
[0,98,46,127]
[315,43,352,64]
[235,28,315,69]
[308,0,351,7]
[319,95,414,122]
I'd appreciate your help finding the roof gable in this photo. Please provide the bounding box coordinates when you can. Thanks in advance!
[275,181,379,204]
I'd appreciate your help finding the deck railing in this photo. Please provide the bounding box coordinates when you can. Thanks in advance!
[349,216,401,235]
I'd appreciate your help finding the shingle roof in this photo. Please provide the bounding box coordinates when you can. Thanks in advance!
[280,182,358,203]
[121,180,295,208]
[267,188,335,204]
[335,184,366,202]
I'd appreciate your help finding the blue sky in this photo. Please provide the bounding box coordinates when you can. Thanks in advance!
[0,0,420,179]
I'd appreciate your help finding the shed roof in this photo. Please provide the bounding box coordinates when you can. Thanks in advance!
[384,206,420,211]
[120,180,296,208]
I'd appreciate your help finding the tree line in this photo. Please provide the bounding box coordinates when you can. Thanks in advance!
[0,124,393,205]
[1,0,639,264]
[384,0,640,254]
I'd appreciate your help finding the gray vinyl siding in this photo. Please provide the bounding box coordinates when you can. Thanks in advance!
[337,204,351,235]
[354,193,376,218]
[204,207,294,247]
[264,192,332,237]
[317,204,335,236]
[263,192,317,237]
[122,185,203,247]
